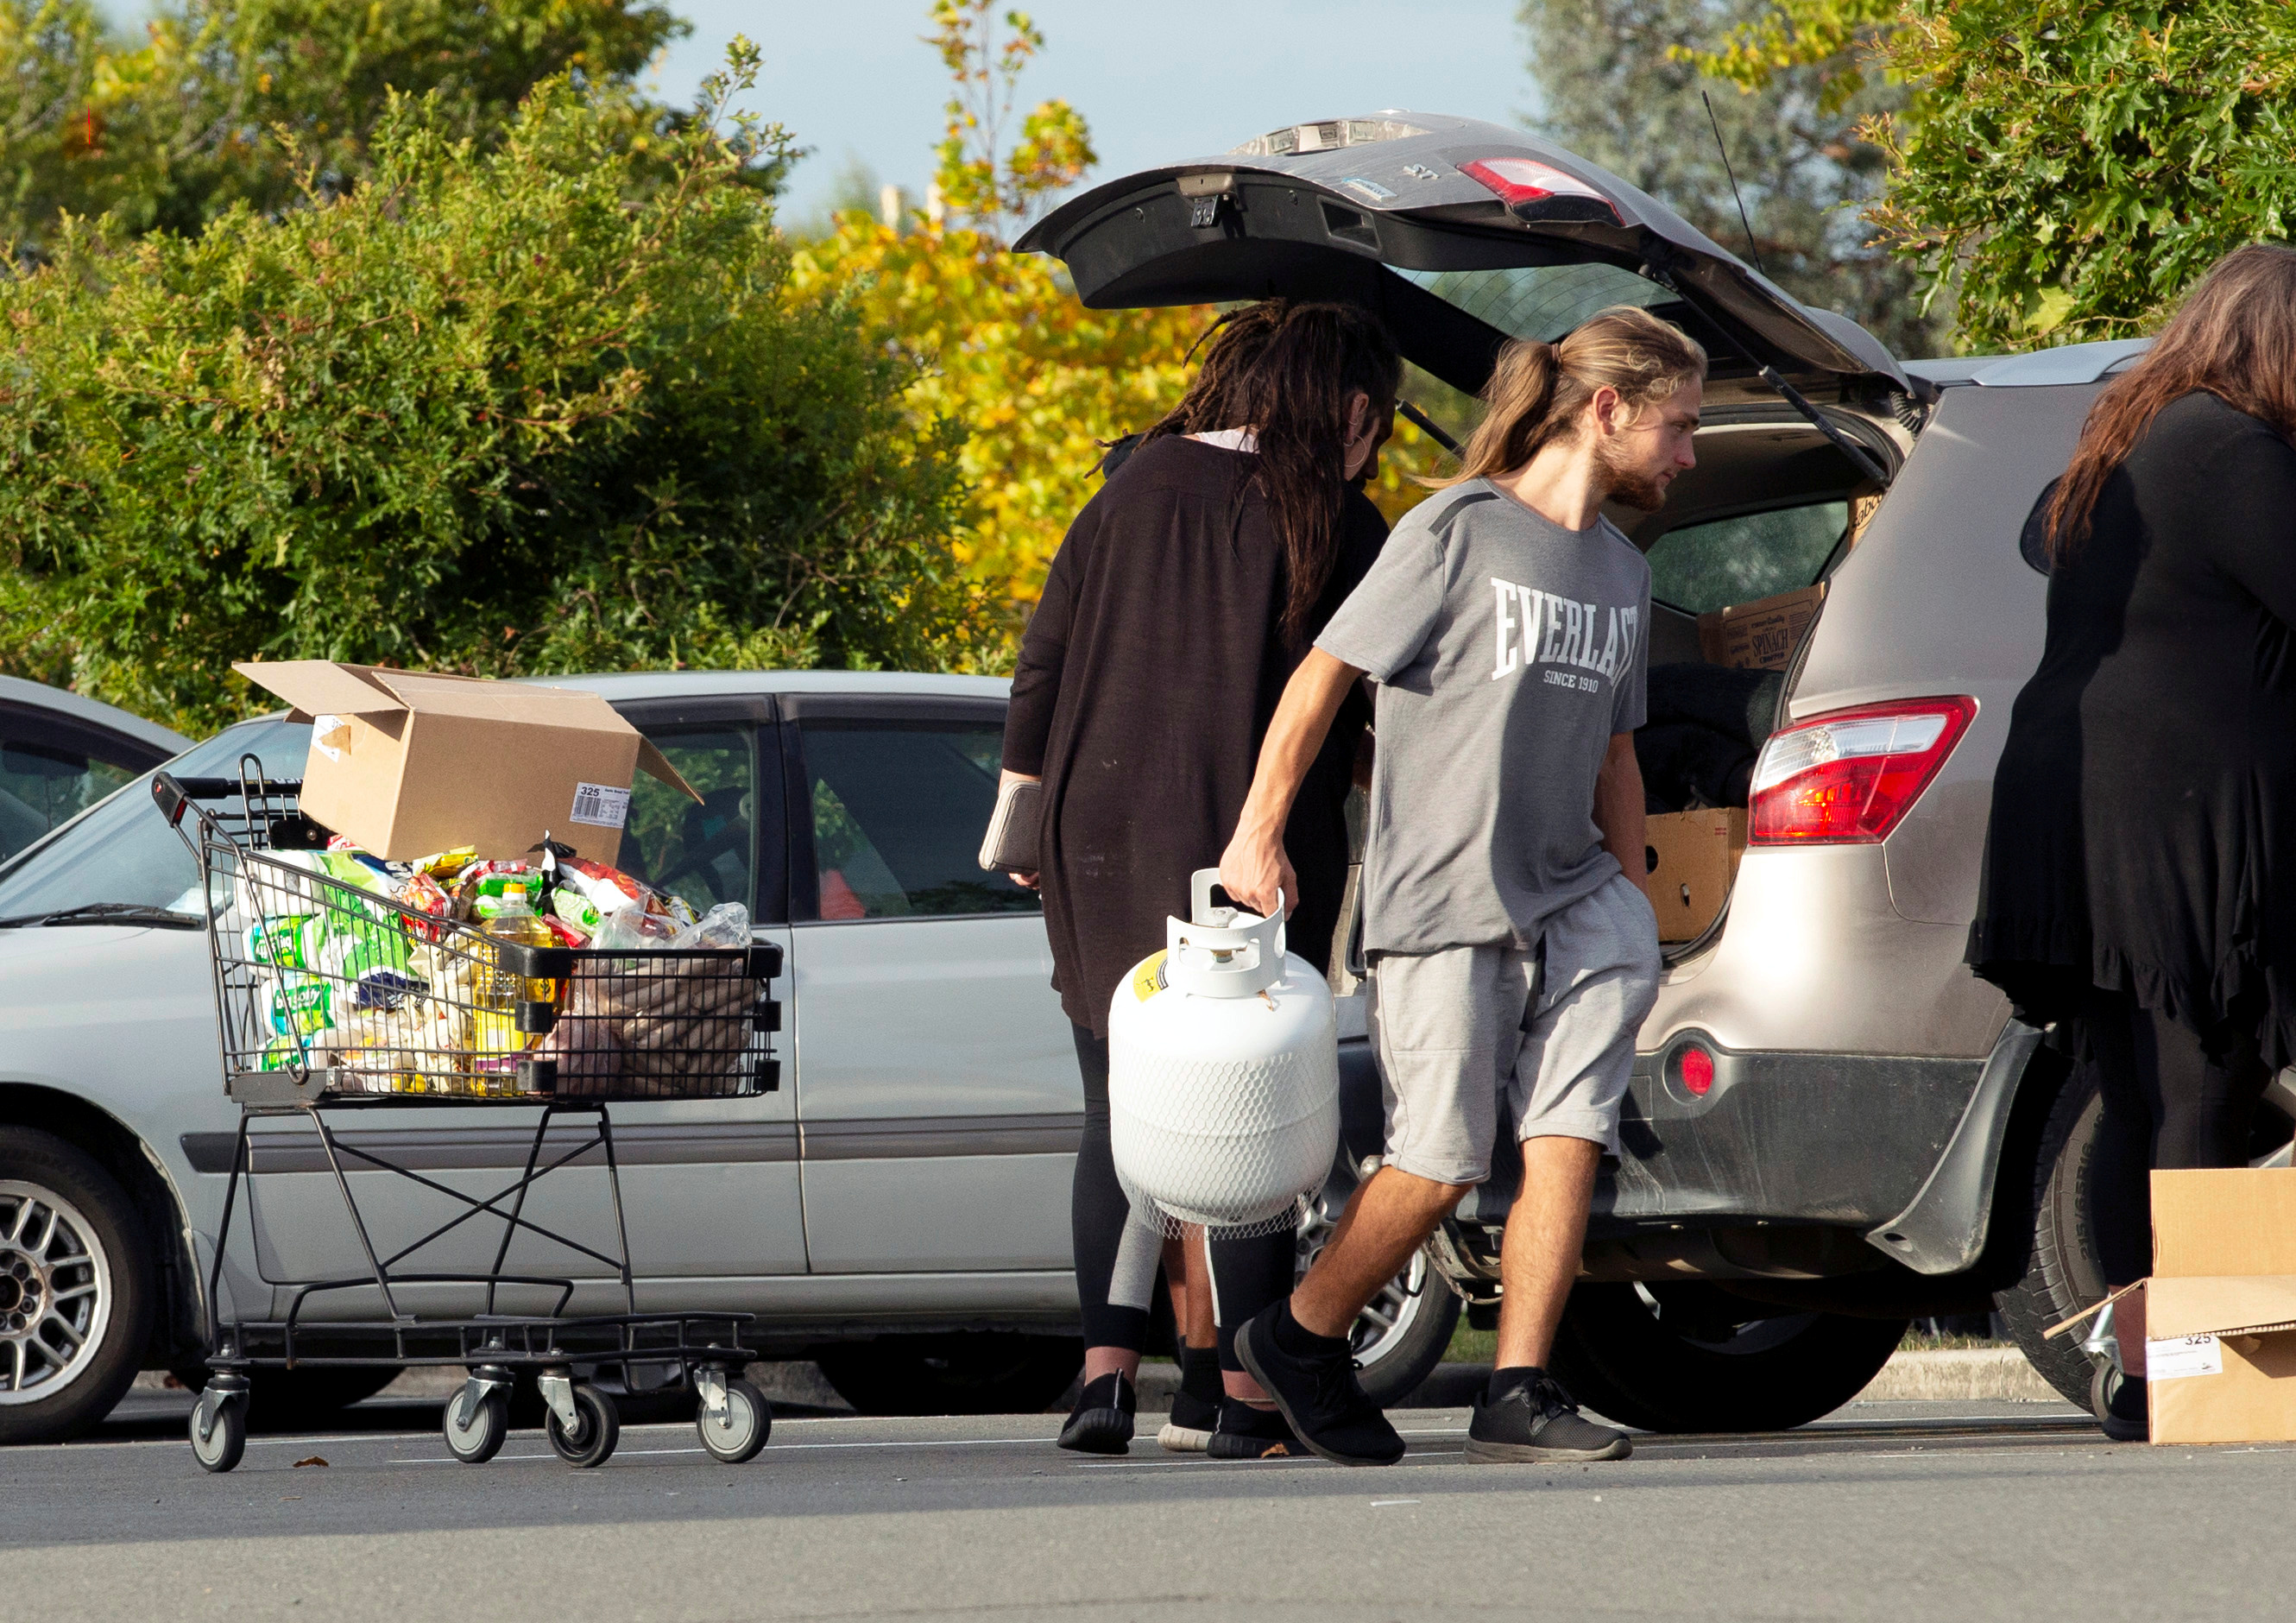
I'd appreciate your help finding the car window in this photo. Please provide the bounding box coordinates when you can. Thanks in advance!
[612,727,754,916]
[0,719,310,920]
[0,708,168,863]
[798,718,1038,921]
[1645,501,1848,616]
[1393,264,1673,345]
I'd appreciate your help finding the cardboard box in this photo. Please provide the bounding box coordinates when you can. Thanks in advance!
[2143,1168,2296,1445]
[1696,584,1826,671]
[235,661,697,864]
[1643,807,1746,943]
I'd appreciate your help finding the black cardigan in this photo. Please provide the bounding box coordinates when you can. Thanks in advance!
[1003,435,1385,1036]
[1970,391,2296,1064]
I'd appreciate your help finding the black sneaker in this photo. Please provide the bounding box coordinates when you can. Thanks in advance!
[1157,1386,1217,1453]
[1057,1372,1135,1455]
[1205,1398,1311,1460]
[1234,1304,1404,1467]
[2091,1363,2148,1443]
[1467,1371,1631,1463]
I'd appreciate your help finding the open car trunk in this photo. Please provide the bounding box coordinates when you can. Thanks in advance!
[1019,111,1924,963]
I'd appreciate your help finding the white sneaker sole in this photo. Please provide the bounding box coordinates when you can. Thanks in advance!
[1157,1422,1212,1453]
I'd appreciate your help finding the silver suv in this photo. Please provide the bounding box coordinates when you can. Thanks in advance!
[1020,111,2296,1429]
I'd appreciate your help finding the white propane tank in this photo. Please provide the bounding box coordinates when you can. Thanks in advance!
[1107,868,1339,1232]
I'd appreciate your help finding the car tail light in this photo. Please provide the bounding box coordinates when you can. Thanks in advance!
[1677,1045,1715,1096]
[1749,697,1976,846]
[1458,157,1623,224]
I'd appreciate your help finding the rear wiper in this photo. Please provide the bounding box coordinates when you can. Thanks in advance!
[0,902,204,930]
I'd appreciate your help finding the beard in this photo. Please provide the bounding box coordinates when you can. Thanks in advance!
[1594,436,1675,512]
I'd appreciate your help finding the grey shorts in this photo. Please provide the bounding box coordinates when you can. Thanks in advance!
[1368,873,1662,1185]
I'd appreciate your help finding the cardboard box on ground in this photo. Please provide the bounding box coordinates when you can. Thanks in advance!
[1643,808,1745,944]
[234,662,700,864]
[2139,1169,2296,1445]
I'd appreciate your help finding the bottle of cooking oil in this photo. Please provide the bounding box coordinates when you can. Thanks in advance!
[474,881,557,1095]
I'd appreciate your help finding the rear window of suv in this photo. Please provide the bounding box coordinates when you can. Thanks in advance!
[1644,501,1848,615]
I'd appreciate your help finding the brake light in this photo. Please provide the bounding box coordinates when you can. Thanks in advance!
[1748,697,1976,845]
[1459,157,1622,224]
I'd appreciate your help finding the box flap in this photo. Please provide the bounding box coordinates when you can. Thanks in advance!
[2152,1168,2296,1277]
[232,660,406,723]
[636,736,703,803]
[2148,1273,2296,1341]
[366,671,629,731]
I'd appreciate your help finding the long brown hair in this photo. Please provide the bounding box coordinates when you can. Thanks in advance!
[1145,300,1402,644]
[1438,306,1706,486]
[2047,244,2296,559]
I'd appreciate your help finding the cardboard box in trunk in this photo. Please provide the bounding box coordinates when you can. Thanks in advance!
[234,661,697,864]
[2143,1168,2296,1445]
[1643,808,1746,943]
[1696,584,1826,672]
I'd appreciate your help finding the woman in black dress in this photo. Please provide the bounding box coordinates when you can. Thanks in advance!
[1000,300,1400,1456]
[1970,244,2296,1438]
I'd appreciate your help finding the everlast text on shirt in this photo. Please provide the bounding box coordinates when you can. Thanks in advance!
[1492,578,1642,693]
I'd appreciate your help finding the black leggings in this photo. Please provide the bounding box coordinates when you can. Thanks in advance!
[1072,1024,1297,1369]
[2082,986,2274,1286]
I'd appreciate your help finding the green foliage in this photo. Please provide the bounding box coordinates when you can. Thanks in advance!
[0,46,988,735]
[1519,0,1946,359]
[1686,0,1907,107]
[0,0,715,256]
[926,0,1093,243]
[1867,1,2296,350]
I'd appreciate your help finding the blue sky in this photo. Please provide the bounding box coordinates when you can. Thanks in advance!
[654,1,1536,220]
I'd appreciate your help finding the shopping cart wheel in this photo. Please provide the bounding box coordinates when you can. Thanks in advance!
[546,1382,619,1468]
[697,1376,771,1464]
[444,1384,510,1465]
[189,1385,247,1475]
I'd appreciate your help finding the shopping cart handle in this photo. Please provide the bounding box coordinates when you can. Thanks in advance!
[151,773,190,826]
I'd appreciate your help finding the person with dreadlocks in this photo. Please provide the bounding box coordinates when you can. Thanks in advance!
[1000,300,1400,1457]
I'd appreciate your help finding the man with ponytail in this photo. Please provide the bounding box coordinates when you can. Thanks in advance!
[1220,306,1704,1467]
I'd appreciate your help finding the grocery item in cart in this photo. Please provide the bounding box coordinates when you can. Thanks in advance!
[533,901,756,1094]
[232,660,701,863]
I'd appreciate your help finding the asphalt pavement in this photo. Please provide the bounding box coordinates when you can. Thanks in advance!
[6,1387,2289,1621]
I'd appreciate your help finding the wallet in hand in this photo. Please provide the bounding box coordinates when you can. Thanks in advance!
[978,777,1043,872]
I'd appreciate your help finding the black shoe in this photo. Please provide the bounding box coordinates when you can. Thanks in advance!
[1057,1372,1135,1455]
[1206,1399,1311,1460]
[1234,1304,1404,1467]
[2091,1363,2148,1443]
[1157,1386,1217,1453]
[1467,1371,1632,1463]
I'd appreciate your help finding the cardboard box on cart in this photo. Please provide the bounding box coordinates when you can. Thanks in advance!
[234,660,699,864]
[2141,1168,2296,1445]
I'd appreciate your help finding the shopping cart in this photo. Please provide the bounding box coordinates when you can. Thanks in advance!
[155,761,782,1474]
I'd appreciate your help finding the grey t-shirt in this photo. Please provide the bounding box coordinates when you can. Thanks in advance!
[1315,480,1650,954]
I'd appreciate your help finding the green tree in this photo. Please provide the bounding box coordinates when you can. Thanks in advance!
[925,0,1093,244]
[1519,0,1946,358]
[1865,1,2296,350]
[0,45,987,734]
[0,0,706,256]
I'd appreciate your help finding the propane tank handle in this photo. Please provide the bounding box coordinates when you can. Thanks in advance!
[1189,867,1286,950]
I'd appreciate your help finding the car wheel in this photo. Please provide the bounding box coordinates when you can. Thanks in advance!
[1995,1053,2125,1405]
[1295,1187,1460,1408]
[0,1127,155,1445]
[1549,1281,1907,1432]
[815,1332,1085,1417]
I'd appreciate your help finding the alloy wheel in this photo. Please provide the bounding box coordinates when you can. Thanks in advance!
[0,1181,115,1406]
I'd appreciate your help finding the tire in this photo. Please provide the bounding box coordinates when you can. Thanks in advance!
[1996,1056,2118,1405]
[1296,1186,1460,1407]
[697,1376,771,1463]
[190,1391,247,1473]
[546,1383,619,1468]
[0,1127,155,1445]
[443,1386,508,1464]
[816,1333,1084,1417]
[1549,1281,1908,1432]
